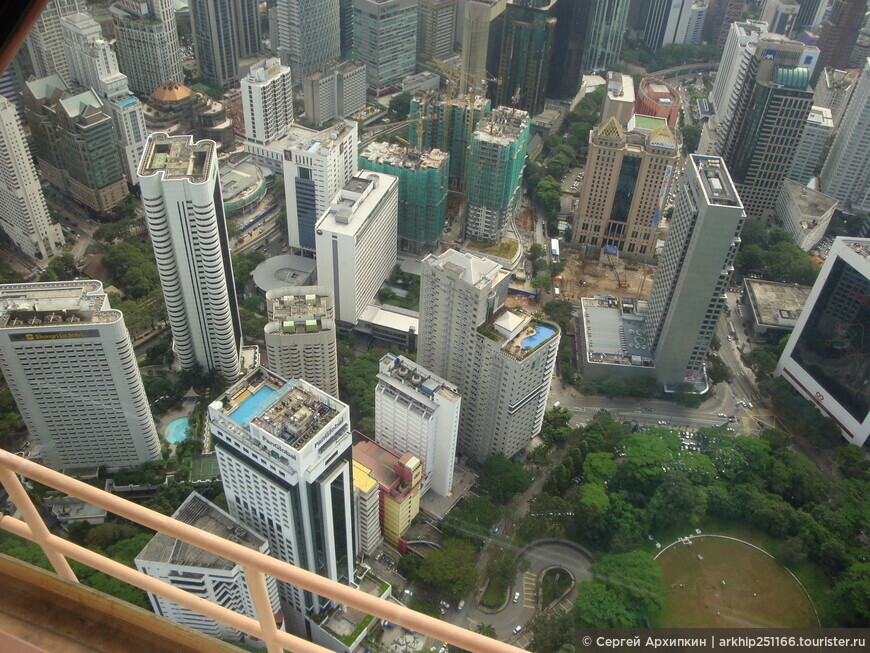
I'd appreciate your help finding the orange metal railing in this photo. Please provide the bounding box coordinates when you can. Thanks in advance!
[0,449,522,653]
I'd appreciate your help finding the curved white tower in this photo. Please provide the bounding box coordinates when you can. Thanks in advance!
[138,134,242,381]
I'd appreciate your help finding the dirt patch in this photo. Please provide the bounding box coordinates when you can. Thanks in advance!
[517,208,534,232]
[559,253,656,303]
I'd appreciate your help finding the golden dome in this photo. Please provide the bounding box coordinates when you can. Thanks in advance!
[150,80,193,104]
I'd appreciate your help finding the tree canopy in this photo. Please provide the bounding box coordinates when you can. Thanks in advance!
[478,454,532,503]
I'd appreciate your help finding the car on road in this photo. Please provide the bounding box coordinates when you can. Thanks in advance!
[513,592,520,603]
[513,626,523,635]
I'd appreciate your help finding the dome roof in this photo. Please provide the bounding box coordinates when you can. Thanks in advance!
[151,80,193,103]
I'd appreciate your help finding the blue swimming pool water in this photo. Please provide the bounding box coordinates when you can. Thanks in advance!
[521,324,557,349]
[165,417,189,444]
[230,386,278,427]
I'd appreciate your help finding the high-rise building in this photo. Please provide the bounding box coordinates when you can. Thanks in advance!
[547,0,593,100]
[24,0,81,86]
[418,0,457,60]
[585,0,630,73]
[188,0,260,88]
[314,173,399,324]
[796,0,830,30]
[209,367,355,632]
[277,0,341,86]
[134,492,281,643]
[353,0,419,95]
[705,0,745,48]
[636,77,682,126]
[494,1,557,115]
[0,96,64,260]
[761,0,800,35]
[813,0,867,79]
[352,457,383,557]
[820,58,870,214]
[138,134,242,381]
[786,105,833,185]
[302,60,367,127]
[340,0,356,57]
[110,0,184,95]
[0,281,161,472]
[709,20,768,134]
[264,286,339,397]
[849,16,870,68]
[572,115,678,259]
[719,34,817,219]
[776,237,870,447]
[241,58,294,145]
[645,155,745,387]
[353,437,423,546]
[419,249,560,464]
[23,75,128,214]
[359,141,449,253]
[776,179,838,251]
[375,353,460,496]
[813,66,859,128]
[465,106,529,241]
[645,0,709,50]
[410,91,491,191]
[60,11,149,184]
[459,0,506,95]
[601,71,636,125]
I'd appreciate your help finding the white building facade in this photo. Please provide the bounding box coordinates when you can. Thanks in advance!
[25,0,82,86]
[776,238,870,447]
[241,58,294,145]
[375,353,460,496]
[135,492,280,643]
[419,250,560,464]
[709,20,768,136]
[0,96,64,260]
[315,172,399,324]
[138,134,242,380]
[777,179,838,251]
[786,105,833,185]
[0,281,161,472]
[302,60,367,127]
[209,367,355,634]
[264,286,339,397]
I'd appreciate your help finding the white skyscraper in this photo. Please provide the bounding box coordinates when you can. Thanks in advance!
[24,0,82,86]
[646,155,746,388]
[709,20,768,134]
[138,134,242,380]
[645,0,708,49]
[0,281,161,472]
[241,58,294,146]
[61,12,148,183]
[110,0,184,95]
[264,286,339,397]
[209,367,355,634]
[821,58,870,214]
[315,172,398,324]
[786,105,833,185]
[375,353,460,497]
[0,96,64,260]
[419,249,560,464]
[276,0,341,85]
[776,237,870,447]
[134,492,281,643]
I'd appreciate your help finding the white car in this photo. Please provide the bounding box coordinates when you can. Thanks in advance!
[513,592,520,603]
[514,626,523,634]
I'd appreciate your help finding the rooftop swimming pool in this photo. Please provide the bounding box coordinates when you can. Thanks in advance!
[229,386,278,427]
[520,324,557,349]
[165,417,189,444]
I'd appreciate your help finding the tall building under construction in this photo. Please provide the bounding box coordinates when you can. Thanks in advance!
[409,91,491,191]
[465,106,530,242]
[359,142,450,253]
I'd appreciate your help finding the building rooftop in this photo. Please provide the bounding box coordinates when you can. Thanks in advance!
[0,281,122,328]
[806,105,833,128]
[136,493,265,570]
[24,74,67,102]
[243,58,287,85]
[473,107,529,146]
[307,59,365,82]
[360,142,449,171]
[150,80,193,104]
[426,248,505,289]
[278,120,356,156]
[781,179,838,220]
[580,296,654,367]
[358,303,419,334]
[743,278,812,328]
[352,438,419,494]
[479,309,559,360]
[45,496,107,523]
[352,460,379,494]
[316,172,396,236]
[379,353,460,404]
[215,368,341,451]
[265,286,334,335]
[139,134,215,183]
[252,255,317,294]
[219,156,264,204]
[691,155,742,207]
[606,71,635,103]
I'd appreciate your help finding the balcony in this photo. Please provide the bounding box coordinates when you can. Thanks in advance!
[0,449,520,653]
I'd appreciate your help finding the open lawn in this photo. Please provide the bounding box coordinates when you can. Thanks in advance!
[654,536,817,628]
[466,239,519,260]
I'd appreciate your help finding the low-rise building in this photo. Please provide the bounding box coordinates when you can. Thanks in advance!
[636,77,681,126]
[742,278,813,342]
[776,179,837,251]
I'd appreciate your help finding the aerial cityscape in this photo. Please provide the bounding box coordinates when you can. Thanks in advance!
[0,1,869,652]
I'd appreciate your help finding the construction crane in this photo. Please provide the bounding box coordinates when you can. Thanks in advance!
[636,266,653,298]
[605,249,629,289]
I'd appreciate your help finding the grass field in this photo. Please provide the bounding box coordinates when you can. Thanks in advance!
[654,536,817,628]
[541,567,572,609]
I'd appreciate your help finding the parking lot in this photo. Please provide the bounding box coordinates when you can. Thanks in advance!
[560,167,584,194]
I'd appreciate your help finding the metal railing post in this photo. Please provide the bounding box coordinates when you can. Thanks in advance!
[0,466,77,582]
[244,568,283,653]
